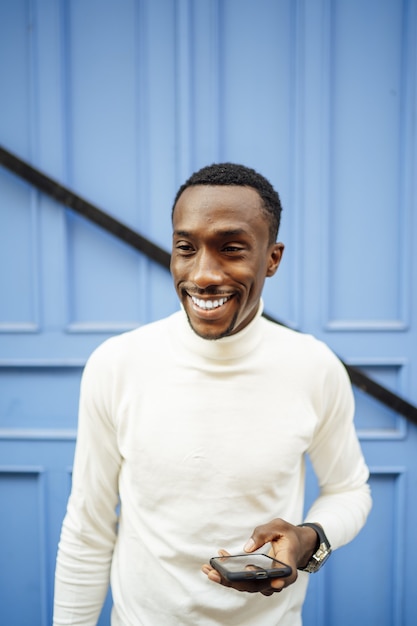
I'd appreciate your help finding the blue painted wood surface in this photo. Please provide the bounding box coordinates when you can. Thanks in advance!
[0,1,416,624]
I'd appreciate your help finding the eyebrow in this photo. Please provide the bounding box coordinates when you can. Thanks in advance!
[173,228,248,238]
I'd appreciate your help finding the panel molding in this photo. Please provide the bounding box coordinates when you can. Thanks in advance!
[0,359,85,367]
[174,0,194,182]
[65,321,140,334]
[0,322,40,333]
[348,358,408,440]
[0,464,45,473]
[325,319,408,332]
[0,428,76,441]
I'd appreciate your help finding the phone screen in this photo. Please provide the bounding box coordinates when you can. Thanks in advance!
[210,553,292,581]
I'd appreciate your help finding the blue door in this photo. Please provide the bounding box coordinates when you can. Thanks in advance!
[1,1,416,624]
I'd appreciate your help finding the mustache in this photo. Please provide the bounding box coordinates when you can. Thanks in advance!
[183,285,233,297]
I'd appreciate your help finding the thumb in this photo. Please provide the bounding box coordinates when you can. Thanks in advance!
[243,519,288,553]
[243,535,263,553]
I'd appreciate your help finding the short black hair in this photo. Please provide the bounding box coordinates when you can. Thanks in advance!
[172,162,282,243]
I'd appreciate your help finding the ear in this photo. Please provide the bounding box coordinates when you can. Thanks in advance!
[266,243,284,277]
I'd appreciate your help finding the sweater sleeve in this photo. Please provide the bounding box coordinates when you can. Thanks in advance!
[53,343,122,625]
[304,347,372,550]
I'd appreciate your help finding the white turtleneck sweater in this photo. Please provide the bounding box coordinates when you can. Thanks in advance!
[54,303,371,626]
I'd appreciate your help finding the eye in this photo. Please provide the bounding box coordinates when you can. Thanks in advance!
[223,245,245,253]
[175,241,195,253]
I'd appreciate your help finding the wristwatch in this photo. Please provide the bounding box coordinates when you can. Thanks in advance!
[297,522,332,573]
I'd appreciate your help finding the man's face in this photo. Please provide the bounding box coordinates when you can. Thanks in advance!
[171,185,284,340]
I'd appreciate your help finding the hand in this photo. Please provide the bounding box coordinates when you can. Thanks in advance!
[201,549,281,596]
[201,519,318,596]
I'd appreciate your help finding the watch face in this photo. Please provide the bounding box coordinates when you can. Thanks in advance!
[297,523,332,573]
[303,544,332,573]
[317,543,330,559]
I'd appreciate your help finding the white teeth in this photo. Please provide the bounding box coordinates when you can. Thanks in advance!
[191,296,229,310]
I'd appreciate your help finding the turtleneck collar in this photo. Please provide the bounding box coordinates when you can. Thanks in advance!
[173,300,265,361]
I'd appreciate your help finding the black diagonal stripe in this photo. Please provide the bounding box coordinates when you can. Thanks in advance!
[1,145,416,425]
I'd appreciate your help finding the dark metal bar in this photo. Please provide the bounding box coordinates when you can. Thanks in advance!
[0,146,171,270]
[1,144,417,425]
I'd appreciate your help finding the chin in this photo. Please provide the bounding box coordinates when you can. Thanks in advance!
[186,313,238,340]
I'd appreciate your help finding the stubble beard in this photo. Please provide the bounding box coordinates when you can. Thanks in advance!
[185,309,239,341]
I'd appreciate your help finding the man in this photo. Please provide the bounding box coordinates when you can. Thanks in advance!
[54,163,372,625]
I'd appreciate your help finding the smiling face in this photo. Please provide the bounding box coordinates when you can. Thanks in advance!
[171,185,284,340]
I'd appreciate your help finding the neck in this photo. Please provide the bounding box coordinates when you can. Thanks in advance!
[175,300,265,361]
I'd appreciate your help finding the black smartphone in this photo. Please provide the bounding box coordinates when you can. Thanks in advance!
[210,553,292,582]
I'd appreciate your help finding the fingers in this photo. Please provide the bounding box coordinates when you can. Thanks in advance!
[201,565,222,584]
[218,548,231,557]
[261,586,283,596]
[201,549,230,584]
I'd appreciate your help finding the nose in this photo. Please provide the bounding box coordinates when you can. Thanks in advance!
[190,248,223,288]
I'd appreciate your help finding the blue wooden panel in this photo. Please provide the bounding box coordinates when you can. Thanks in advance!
[184,0,222,170]
[220,0,295,177]
[0,438,78,626]
[145,0,179,243]
[324,0,410,328]
[64,0,179,242]
[0,172,39,329]
[63,0,150,329]
[63,0,139,214]
[33,0,67,178]
[303,469,406,625]
[324,470,404,625]
[0,470,46,626]
[0,366,82,431]
[65,213,146,330]
[0,0,33,154]
[352,363,407,438]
